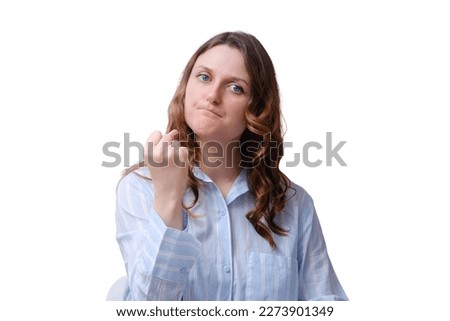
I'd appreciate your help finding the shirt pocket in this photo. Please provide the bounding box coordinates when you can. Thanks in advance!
[245,252,298,300]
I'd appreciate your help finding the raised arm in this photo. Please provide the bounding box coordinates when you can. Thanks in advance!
[115,129,201,300]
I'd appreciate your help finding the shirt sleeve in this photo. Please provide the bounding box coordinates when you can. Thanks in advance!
[297,193,348,301]
[115,172,202,300]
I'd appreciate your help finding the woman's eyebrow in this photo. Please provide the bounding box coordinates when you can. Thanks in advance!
[193,65,212,73]
[194,65,249,86]
[230,76,249,86]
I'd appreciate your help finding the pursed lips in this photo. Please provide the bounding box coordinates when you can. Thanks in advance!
[197,107,222,117]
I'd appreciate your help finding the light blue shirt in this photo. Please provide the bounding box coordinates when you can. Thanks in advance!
[115,166,348,301]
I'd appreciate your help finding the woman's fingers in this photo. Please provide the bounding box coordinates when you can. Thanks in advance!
[147,130,163,145]
[144,130,184,166]
[159,129,178,145]
[144,131,161,165]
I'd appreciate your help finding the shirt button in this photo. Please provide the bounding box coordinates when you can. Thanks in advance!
[219,210,226,216]
[180,267,186,273]
[223,264,230,273]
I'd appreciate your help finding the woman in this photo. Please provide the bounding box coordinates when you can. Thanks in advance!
[115,31,348,300]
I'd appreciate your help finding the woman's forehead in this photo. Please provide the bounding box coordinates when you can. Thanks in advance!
[193,45,250,81]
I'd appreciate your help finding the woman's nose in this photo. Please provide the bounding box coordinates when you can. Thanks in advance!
[206,84,221,105]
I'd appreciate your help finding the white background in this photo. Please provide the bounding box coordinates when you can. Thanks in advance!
[1,1,449,320]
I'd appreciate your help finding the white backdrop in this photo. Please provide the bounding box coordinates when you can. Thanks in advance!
[1,1,449,320]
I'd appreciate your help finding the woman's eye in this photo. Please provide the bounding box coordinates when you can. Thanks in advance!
[198,74,210,82]
[230,84,244,94]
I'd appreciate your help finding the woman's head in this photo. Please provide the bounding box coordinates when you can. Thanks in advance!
[184,44,251,145]
[167,31,283,167]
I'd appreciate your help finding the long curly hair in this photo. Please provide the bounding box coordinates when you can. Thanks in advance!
[125,31,291,248]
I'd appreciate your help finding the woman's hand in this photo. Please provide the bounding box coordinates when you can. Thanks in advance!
[144,129,189,230]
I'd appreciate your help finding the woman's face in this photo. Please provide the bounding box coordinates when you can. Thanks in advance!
[184,45,251,144]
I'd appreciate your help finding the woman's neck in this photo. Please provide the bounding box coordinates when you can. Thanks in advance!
[198,139,242,197]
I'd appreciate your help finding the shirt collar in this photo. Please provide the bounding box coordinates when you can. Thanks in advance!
[192,166,212,182]
[193,166,250,205]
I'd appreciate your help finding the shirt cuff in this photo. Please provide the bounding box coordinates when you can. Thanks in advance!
[148,206,202,282]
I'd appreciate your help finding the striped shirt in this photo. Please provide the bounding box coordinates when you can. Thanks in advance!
[115,166,348,300]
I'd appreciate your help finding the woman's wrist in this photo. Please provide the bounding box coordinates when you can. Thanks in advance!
[153,197,183,230]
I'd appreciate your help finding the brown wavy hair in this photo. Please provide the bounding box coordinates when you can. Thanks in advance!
[125,31,291,248]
